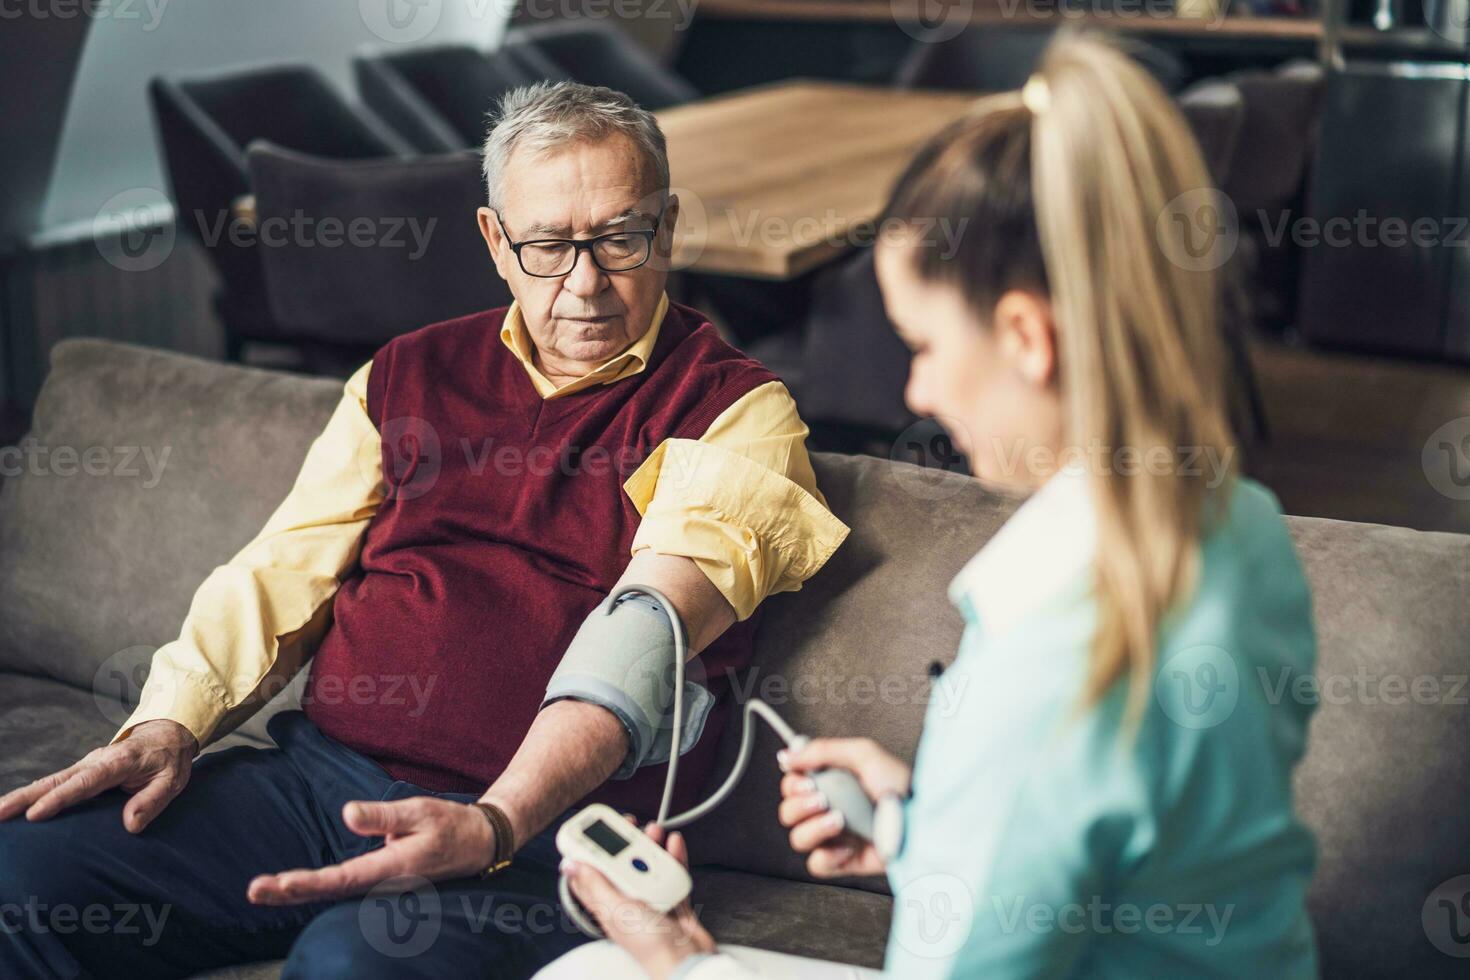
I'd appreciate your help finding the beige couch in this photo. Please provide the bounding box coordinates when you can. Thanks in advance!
[2,339,1468,978]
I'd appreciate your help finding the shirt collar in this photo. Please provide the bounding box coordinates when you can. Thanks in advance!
[499,291,670,400]
[947,463,1097,637]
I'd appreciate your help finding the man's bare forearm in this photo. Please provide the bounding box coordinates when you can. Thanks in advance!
[480,552,737,850]
[479,699,628,849]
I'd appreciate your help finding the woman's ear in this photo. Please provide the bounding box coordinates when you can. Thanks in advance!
[993,289,1058,387]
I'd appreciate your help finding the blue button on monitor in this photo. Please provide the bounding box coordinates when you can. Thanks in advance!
[632,858,649,872]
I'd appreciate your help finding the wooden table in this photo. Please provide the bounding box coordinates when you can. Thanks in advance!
[692,0,1324,40]
[655,80,979,279]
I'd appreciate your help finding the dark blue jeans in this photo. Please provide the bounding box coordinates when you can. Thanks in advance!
[0,711,591,979]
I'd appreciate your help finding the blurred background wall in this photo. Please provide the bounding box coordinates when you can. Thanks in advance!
[40,0,516,231]
[2,0,527,414]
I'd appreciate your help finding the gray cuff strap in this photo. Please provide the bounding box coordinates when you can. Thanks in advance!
[542,591,714,780]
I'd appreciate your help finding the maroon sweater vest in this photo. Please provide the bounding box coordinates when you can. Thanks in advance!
[302,302,779,817]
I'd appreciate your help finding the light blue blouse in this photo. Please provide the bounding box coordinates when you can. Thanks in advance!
[883,470,1319,979]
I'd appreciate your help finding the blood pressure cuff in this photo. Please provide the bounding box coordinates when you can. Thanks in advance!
[542,590,715,780]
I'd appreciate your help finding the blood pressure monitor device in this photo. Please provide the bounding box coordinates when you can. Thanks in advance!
[555,585,889,938]
[557,803,693,913]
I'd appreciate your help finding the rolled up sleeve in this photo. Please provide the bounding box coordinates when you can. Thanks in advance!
[622,381,849,622]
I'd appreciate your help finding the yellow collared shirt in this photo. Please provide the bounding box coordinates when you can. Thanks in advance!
[115,294,850,747]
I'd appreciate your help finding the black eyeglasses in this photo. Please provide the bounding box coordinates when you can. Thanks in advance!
[495,207,666,278]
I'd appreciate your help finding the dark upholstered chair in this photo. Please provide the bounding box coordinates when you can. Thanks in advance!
[750,247,913,443]
[246,144,511,376]
[1223,60,1327,219]
[499,31,574,85]
[354,44,549,153]
[1221,60,1327,334]
[149,64,412,361]
[504,19,698,110]
[1177,78,1246,185]
[895,26,1186,94]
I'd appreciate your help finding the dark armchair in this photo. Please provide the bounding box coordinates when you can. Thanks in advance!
[149,63,412,361]
[504,19,698,110]
[354,44,548,153]
[895,26,1186,94]
[245,143,512,376]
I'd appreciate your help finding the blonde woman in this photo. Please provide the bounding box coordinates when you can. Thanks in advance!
[538,34,1319,980]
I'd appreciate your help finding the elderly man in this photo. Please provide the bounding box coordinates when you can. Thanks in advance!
[0,82,848,979]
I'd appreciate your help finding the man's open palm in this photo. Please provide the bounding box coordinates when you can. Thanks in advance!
[246,796,495,905]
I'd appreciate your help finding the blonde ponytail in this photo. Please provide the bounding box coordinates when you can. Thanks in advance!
[1028,37,1234,720]
[883,33,1237,721]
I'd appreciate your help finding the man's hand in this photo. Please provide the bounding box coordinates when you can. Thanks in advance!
[246,797,495,906]
[0,719,198,833]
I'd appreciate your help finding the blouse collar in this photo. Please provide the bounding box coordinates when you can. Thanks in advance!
[947,463,1097,637]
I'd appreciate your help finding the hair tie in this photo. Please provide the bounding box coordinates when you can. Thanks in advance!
[1021,74,1051,116]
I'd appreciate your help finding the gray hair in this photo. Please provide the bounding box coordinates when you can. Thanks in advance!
[482,81,670,211]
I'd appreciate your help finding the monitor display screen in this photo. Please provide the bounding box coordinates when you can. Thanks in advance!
[585,818,630,857]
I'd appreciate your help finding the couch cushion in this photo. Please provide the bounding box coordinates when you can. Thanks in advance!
[695,867,891,967]
[684,453,1020,894]
[0,673,120,790]
[0,339,337,743]
[1288,516,1470,980]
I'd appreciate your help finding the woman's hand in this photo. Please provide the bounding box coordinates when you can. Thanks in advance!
[777,737,911,878]
[246,797,494,905]
[561,817,716,980]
